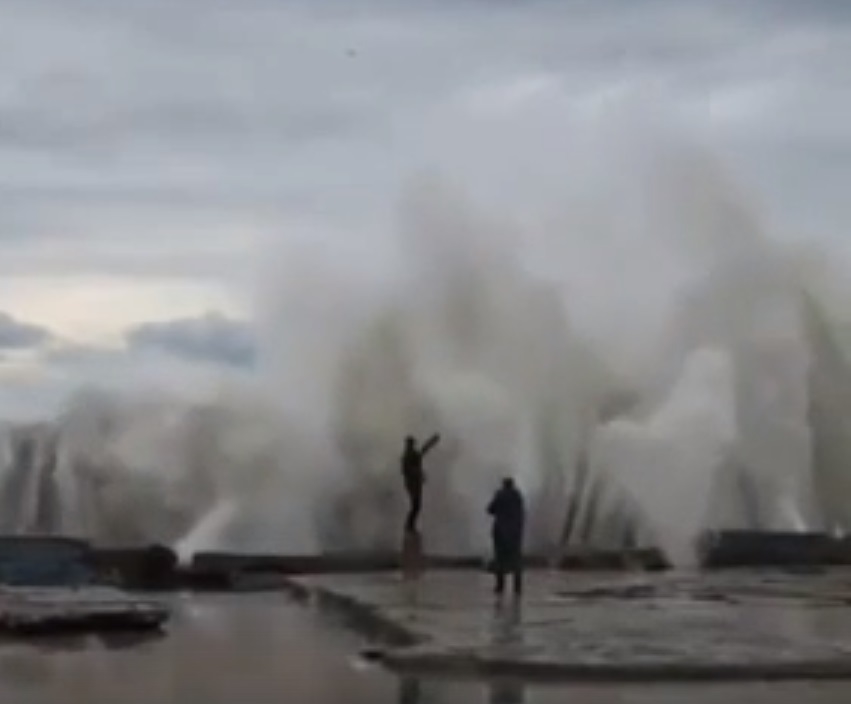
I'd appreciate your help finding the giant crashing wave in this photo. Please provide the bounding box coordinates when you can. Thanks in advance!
[1,283,850,566]
[3,157,851,565]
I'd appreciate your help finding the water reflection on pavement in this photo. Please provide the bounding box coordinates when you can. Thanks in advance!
[0,593,397,704]
[0,593,849,704]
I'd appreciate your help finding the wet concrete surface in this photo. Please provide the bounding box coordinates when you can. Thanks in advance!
[0,586,851,702]
[0,586,168,634]
[0,592,399,704]
[295,569,851,682]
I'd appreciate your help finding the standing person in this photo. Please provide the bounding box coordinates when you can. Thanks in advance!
[401,433,440,534]
[487,477,525,597]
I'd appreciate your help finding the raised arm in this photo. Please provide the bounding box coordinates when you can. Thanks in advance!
[420,433,441,457]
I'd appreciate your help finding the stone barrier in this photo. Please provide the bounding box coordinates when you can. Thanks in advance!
[699,530,851,568]
[91,545,178,590]
[0,536,93,586]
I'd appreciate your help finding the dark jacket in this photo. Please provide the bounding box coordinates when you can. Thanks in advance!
[401,435,439,489]
[487,484,525,547]
[402,447,423,489]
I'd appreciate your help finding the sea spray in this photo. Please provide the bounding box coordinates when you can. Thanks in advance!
[0,130,850,565]
[592,348,737,566]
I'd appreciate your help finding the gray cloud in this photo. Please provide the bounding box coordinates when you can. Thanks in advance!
[0,311,55,350]
[0,0,850,415]
[0,1,846,255]
[125,312,256,367]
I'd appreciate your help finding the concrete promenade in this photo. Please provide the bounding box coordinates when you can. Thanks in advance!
[291,569,851,681]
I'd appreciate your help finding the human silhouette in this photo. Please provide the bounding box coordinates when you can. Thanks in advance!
[487,477,525,597]
[401,434,440,533]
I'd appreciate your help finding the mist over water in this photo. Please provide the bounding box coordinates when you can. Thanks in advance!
[3,129,851,566]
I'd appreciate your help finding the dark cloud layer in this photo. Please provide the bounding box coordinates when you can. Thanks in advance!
[0,0,848,268]
[0,311,54,349]
[125,312,256,367]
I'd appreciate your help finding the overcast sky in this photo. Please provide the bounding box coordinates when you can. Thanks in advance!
[0,0,849,419]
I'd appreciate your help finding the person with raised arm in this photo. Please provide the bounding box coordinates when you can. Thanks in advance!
[400,433,440,534]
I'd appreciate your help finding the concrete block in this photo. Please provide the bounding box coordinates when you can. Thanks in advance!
[699,530,851,568]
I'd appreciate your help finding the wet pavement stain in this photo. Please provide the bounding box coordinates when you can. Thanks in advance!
[295,569,851,681]
[3,580,851,702]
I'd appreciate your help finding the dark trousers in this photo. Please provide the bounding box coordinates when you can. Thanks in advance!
[492,535,522,595]
[405,483,422,533]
